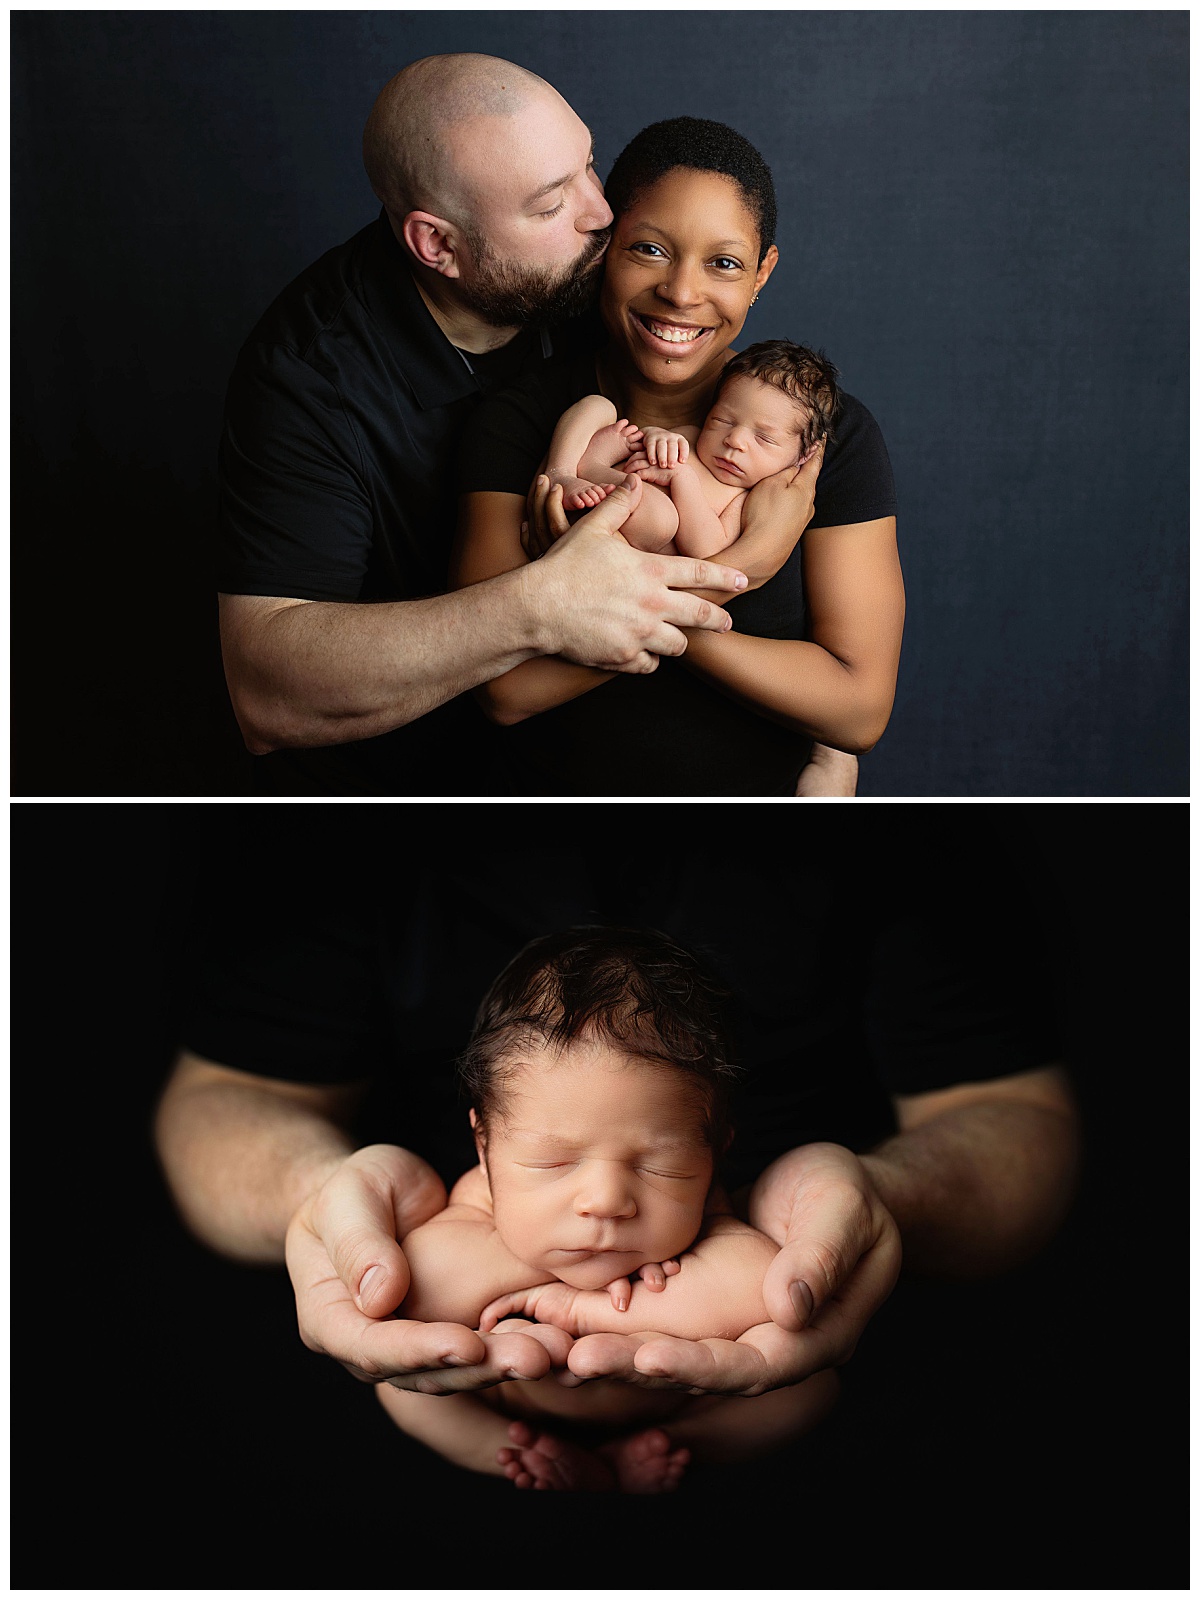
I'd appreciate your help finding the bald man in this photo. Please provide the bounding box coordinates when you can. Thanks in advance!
[216,55,854,795]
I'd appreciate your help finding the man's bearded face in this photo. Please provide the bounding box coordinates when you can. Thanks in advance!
[460,224,610,327]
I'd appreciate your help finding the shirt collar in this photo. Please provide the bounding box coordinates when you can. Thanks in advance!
[366,210,549,410]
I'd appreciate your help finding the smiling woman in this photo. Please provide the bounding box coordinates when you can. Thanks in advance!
[452,117,905,797]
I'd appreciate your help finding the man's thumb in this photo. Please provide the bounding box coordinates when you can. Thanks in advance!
[762,1239,830,1333]
[317,1169,414,1318]
[580,473,642,529]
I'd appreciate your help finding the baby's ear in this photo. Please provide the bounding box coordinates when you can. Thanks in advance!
[469,1109,487,1165]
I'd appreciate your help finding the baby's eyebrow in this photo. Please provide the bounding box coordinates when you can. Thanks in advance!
[510,1128,582,1148]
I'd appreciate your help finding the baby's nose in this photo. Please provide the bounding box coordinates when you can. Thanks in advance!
[574,1166,637,1218]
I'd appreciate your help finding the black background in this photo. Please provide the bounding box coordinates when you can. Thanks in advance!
[18,802,1187,1589]
[11,10,1188,798]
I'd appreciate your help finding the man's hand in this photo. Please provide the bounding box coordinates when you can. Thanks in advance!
[563,1142,900,1396]
[284,1144,572,1394]
[523,477,749,675]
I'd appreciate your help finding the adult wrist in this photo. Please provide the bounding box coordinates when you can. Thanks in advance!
[510,559,558,657]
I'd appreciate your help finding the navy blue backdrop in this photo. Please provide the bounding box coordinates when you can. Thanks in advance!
[12,10,1188,796]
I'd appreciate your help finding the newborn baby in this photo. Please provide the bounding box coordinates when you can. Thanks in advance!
[377,925,838,1493]
[543,338,841,556]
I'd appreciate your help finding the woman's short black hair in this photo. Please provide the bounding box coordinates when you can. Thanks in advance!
[604,117,778,263]
[458,925,739,1148]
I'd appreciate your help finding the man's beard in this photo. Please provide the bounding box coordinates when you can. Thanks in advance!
[461,228,610,328]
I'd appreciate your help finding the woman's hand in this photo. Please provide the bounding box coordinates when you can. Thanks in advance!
[732,439,825,588]
[521,474,571,560]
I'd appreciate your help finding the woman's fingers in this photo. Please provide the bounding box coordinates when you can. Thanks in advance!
[521,476,571,559]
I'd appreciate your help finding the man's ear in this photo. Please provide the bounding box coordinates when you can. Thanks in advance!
[401,210,464,279]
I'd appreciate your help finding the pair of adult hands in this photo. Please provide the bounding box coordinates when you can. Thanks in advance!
[284,1141,901,1401]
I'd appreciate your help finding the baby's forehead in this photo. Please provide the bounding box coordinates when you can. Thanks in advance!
[715,374,807,424]
[492,1044,714,1139]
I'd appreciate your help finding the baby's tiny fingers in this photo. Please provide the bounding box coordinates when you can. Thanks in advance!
[639,1263,666,1292]
[479,1292,520,1332]
[662,1258,681,1277]
[606,1276,632,1312]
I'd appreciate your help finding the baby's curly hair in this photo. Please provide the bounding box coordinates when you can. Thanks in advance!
[717,339,842,455]
[458,925,739,1149]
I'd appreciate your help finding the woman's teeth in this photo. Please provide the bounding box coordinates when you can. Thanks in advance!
[643,318,706,343]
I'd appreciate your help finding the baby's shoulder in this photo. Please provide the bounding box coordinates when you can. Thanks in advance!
[443,1163,494,1219]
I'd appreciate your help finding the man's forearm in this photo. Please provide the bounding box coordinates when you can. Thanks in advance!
[861,1100,1081,1278]
[154,1063,357,1263]
[220,571,545,754]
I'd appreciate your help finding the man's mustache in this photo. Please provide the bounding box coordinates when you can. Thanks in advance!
[580,227,612,268]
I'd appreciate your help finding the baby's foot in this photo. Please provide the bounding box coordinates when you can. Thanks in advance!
[545,469,618,511]
[496,1420,617,1492]
[579,419,644,475]
[598,1427,690,1494]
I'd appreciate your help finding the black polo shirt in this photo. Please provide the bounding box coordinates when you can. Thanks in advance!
[217,210,579,796]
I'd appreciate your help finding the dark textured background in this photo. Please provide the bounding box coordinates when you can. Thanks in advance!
[12,11,1187,796]
[16,803,1188,1588]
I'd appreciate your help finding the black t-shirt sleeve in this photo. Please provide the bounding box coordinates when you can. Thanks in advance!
[216,341,375,601]
[808,394,897,530]
[177,882,390,1085]
[862,841,1063,1094]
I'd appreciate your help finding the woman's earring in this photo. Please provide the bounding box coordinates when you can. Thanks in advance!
[750,293,759,306]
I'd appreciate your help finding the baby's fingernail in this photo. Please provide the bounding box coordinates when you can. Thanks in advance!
[617,1294,628,1312]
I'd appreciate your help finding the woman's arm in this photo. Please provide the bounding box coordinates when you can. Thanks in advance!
[451,489,618,725]
[479,1216,777,1344]
[680,515,905,754]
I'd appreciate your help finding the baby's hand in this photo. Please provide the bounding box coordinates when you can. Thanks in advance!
[606,1259,681,1311]
[623,452,677,489]
[479,1281,582,1335]
[640,427,689,468]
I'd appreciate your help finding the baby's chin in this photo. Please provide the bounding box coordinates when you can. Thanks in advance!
[550,1250,649,1290]
[548,1235,697,1290]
